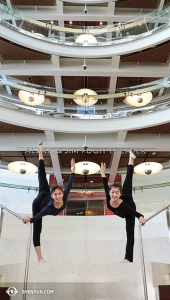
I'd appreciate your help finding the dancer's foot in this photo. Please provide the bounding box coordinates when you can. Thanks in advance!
[120,259,130,263]
[130,149,136,159]
[38,141,43,152]
[38,258,46,263]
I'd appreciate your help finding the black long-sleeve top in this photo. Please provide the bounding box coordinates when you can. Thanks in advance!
[102,177,143,219]
[30,173,75,223]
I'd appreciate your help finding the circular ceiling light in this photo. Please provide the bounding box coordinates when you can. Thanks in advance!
[124,92,152,107]
[75,34,97,45]
[73,88,98,106]
[134,162,163,175]
[74,161,100,175]
[18,91,44,106]
[8,161,37,175]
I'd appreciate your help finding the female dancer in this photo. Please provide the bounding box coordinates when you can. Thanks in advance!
[22,142,75,262]
[100,150,146,263]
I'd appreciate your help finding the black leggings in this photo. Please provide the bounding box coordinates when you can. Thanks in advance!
[32,159,50,247]
[122,164,136,262]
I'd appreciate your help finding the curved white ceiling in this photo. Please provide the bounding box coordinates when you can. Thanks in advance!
[0,24,170,58]
[0,105,170,133]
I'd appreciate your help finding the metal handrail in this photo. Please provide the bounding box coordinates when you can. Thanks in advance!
[138,204,170,300]
[0,204,32,300]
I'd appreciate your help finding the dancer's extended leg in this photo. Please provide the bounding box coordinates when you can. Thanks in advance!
[122,150,136,263]
[122,150,136,196]
[33,142,50,261]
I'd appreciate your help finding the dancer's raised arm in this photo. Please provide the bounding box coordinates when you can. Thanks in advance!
[100,162,111,209]
[22,141,75,262]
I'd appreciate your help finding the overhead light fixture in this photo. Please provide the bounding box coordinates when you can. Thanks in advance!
[75,34,97,45]
[18,90,45,106]
[124,92,152,107]
[100,22,103,25]
[69,21,72,24]
[134,162,163,175]
[8,161,37,175]
[73,88,98,106]
[74,161,100,175]
[86,190,94,195]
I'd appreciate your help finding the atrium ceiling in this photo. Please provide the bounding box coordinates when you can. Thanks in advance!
[0,0,170,190]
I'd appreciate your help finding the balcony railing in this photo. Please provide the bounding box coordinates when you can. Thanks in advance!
[0,1,170,46]
[0,75,170,119]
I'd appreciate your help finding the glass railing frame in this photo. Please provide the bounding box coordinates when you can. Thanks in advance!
[0,1,170,46]
[0,204,32,300]
[0,75,170,119]
[138,204,170,300]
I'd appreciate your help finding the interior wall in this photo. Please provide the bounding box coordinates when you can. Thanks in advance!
[122,169,170,213]
[0,169,49,214]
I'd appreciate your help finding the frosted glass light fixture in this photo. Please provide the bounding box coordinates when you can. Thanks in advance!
[75,34,97,45]
[18,90,44,106]
[124,92,152,107]
[134,162,163,175]
[8,161,37,175]
[73,88,98,106]
[74,161,100,175]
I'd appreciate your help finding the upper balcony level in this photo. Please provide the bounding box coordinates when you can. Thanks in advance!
[0,1,170,57]
[1,75,170,133]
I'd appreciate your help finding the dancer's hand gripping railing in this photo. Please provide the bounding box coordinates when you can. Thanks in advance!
[0,204,32,300]
[138,204,170,300]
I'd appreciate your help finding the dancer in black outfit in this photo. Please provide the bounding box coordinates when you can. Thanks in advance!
[23,142,75,262]
[100,150,146,263]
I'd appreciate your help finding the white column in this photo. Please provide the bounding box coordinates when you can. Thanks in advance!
[107,56,120,113]
[51,55,64,113]
[108,131,127,183]
[45,131,63,186]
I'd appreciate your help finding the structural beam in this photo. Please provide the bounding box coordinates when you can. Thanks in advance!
[51,55,64,113]
[108,131,127,183]
[1,132,170,151]
[10,6,148,22]
[107,56,120,113]
[45,130,63,186]
[158,0,166,9]
[0,60,169,77]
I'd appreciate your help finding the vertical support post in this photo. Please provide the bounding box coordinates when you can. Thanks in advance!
[86,200,88,216]
[166,207,170,243]
[138,223,148,300]
[0,207,4,239]
[22,223,32,300]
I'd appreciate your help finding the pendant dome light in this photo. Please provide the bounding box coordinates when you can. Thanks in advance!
[75,34,97,45]
[74,161,100,175]
[134,162,163,175]
[124,92,152,107]
[18,90,44,106]
[73,88,98,106]
[8,161,37,175]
